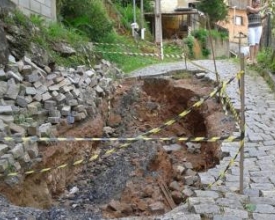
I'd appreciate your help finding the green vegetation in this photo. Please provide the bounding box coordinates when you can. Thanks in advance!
[59,0,113,42]
[3,1,186,73]
[258,48,275,72]
[192,29,210,57]
[245,203,256,212]
[171,71,192,80]
[197,0,228,27]
[4,0,274,75]
[183,28,228,59]
[183,36,195,58]
[55,0,196,72]
[111,0,153,13]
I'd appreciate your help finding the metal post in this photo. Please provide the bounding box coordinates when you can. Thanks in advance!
[239,53,245,194]
[155,0,163,59]
[133,0,136,24]
[140,0,144,29]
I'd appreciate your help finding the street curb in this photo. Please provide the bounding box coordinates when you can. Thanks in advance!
[256,66,275,92]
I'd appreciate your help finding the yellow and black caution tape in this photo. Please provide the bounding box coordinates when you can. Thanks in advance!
[0,76,238,178]
[223,92,241,126]
[93,50,185,59]
[207,131,245,188]
[218,80,229,116]
[237,70,244,91]
[1,152,101,178]
[206,71,246,188]
[93,50,159,57]
[2,75,236,145]
[0,135,242,143]
[93,42,185,59]
[0,134,242,178]
[93,42,143,48]
[163,53,185,59]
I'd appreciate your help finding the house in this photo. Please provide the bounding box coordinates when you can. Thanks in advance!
[145,0,203,40]
[10,0,56,21]
[218,0,249,54]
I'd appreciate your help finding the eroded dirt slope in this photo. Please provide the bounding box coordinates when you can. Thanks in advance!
[0,73,236,219]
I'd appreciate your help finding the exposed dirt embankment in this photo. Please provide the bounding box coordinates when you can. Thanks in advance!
[0,74,235,219]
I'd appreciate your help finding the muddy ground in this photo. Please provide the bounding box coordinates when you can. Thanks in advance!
[0,72,236,219]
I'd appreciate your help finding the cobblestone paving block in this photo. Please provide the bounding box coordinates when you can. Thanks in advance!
[192,204,220,215]
[198,172,215,186]
[213,215,243,220]
[224,192,248,203]
[260,190,275,198]
[243,188,260,197]
[223,207,248,219]
[0,144,9,157]
[254,204,275,214]
[250,183,275,190]
[250,197,275,206]
[256,157,275,164]
[161,213,201,220]
[194,190,220,199]
[0,106,13,114]
[262,140,275,146]
[216,198,243,209]
[252,213,275,220]
[187,197,216,207]
[249,170,275,177]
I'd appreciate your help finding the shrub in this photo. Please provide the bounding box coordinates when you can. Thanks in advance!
[59,0,114,42]
[183,35,195,58]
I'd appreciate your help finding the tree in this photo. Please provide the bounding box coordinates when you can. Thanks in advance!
[111,0,153,12]
[197,0,228,28]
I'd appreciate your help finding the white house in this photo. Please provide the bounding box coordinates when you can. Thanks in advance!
[146,0,201,39]
[161,0,190,13]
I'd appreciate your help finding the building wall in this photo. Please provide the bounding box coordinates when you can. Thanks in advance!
[10,0,56,21]
[161,0,190,13]
[218,8,248,45]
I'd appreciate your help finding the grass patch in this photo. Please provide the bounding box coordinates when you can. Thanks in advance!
[171,71,192,80]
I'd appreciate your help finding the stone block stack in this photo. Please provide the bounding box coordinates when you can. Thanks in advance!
[0,55,123,178]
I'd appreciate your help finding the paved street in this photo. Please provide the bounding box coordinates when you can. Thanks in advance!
[129,59,275,220]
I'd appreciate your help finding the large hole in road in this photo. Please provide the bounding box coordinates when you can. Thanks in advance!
[0,73,236,219]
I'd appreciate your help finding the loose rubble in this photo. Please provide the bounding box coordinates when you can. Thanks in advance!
[0,55,123,180]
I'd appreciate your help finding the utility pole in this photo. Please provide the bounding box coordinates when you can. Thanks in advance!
[155,0,163,59]
[266,13,271,47]
[140,0,144,29]
[133,0,136,24]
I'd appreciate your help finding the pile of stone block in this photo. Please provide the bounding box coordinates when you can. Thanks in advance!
[0,55,123,177]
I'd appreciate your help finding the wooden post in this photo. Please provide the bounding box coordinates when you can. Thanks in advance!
[206,14,219,84]
[234,32,247,56]
[239,53,245,194]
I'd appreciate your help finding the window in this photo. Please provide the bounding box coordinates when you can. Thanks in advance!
[234,16,243,25]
